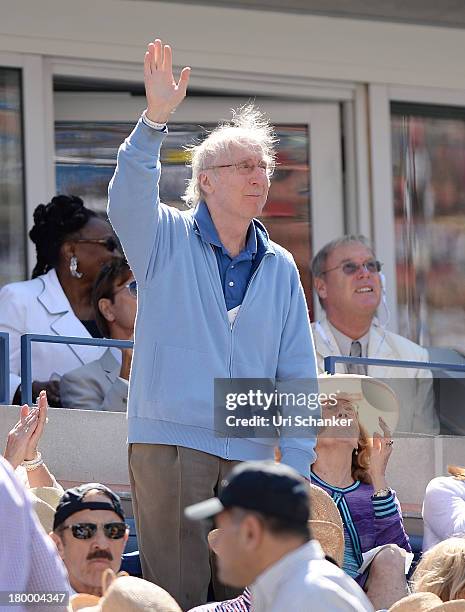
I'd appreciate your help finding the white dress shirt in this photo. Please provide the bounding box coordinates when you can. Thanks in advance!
[251,540,373,612]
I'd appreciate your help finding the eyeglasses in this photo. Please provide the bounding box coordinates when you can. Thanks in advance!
[114,279,137,299]
[204,160,271,176]
[322,259,382,276]
[59,522,128,540]
[73,237,119,253]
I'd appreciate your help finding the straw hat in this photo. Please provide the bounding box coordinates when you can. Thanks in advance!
[309,484,343,527]
[208,485,345,567]
[318,373,400,436]
[389,593,445,611]
[309,520,344,567]
[28,486,63,534]
[430,602,465,611]
[308,484,344,567]
[70,569,182,612]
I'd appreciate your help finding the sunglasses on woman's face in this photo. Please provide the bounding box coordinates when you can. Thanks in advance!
[73,236,119,253]
[60,521,128,540]
[114,279,137,299]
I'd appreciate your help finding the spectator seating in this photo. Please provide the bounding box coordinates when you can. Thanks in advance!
[121,518,142,577]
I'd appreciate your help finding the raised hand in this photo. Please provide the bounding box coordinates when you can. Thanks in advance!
[25,389,48,461]
[368,416,393,491]
[4,404,39,469]
[32,379,60,407]
[144,39,191,124]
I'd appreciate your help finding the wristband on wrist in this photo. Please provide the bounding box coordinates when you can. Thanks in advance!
[22,450,44,471]
[142,110,167,131]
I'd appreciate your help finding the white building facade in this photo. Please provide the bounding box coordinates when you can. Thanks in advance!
[2,0,465,350]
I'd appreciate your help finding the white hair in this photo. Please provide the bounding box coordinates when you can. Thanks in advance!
[182,104,278,207]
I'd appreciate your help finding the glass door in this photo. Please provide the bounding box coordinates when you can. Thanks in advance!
[0,67,26,286]
[391,103,465,353]
[54,93,343,319]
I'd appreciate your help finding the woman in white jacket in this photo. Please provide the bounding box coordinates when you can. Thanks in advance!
[422,465,465,550]
[0,195,119,405]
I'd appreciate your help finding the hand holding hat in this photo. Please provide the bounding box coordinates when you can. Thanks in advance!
[317,373,400,437]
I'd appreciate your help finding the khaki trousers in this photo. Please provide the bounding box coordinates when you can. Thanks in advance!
[128,443,240,611]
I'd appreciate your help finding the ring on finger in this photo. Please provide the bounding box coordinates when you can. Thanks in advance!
[386,440,394,446]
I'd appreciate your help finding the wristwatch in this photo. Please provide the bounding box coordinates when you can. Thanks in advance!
[373,487,391,498]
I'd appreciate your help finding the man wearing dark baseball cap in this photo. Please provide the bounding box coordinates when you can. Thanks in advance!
[186,461,373,612]
[50,483,129,597]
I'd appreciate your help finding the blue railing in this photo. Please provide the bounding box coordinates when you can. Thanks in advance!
[2,334,463,406]
[0,332,10,404]
[324,355,465,375]
[324,355,465,435]
[20,334,133,405]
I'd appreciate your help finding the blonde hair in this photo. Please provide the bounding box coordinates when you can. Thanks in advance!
[352,420,372,484]
[183,104,277,207]
[448,465,465,480]
[316,401,373,485]
[412,538,465,601]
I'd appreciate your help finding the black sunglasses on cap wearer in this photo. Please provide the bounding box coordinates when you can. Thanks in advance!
[73,236,119,253]
[322,259,382,276]
[59,521,128,540]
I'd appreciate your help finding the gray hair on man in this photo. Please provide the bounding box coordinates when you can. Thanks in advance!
[311,235,375,309]
[183,104,278,207]
[311,235,374,279]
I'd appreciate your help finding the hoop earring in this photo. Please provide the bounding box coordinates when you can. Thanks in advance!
[70,255,83,279]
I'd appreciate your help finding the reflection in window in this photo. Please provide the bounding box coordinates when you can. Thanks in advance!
[56,121,313,314]
[0,68,26,286]
[391,104,465,353]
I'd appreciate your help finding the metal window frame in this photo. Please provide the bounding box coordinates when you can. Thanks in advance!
[367,84,465,334]
[0,333,10,404]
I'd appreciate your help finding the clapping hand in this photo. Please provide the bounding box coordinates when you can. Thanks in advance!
[32,380,60,407]
[144,39,191,124]
[4,390,48,469]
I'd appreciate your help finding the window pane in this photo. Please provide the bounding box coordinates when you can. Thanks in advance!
[55,121,313,313]
[391,105,465,353]
[0,68,26,286]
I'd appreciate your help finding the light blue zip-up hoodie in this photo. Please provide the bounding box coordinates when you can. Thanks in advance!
[108,118,319,478]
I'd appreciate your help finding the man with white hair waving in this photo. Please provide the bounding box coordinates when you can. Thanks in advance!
[108,39,317,609]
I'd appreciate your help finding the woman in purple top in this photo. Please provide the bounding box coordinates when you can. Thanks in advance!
[311,386,411,611]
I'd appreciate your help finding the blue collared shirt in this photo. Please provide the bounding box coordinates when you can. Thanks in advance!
[193,201,257,311]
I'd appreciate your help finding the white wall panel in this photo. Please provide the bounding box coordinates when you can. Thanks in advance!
[1,0,465,90]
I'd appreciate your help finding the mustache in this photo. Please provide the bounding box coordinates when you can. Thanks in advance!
[87,549,113,561]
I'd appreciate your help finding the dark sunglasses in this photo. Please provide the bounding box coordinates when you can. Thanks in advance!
[60,522,128,540]
[322,259,382,276]
[73,236,119,253]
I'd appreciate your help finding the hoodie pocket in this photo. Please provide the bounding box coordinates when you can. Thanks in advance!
[142,343,216,426]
